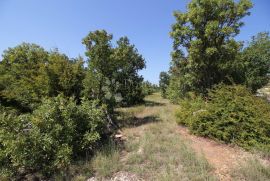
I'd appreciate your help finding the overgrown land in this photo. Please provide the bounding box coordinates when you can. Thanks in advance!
[1,0,270,180]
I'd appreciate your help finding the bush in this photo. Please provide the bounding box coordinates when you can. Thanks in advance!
[176,85,270,151]
[0,95,107,178]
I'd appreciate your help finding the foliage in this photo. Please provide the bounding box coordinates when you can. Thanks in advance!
[0,44,85,112]
[82,30,146,108]
[167,50,190,102]
[0,95,106,177]
[142,81,159,96]
[159,71,170,98]
[238,32,270,92]
[0,43,49,112]
[176,84,270,151]
[46,50,85,101]
[112,37,146,106]
[169,0,253,96]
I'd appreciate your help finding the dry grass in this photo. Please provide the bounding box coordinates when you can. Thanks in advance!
[231,158,270,181]
[52,141,121,180]
[91,141,121,178]
[119,93,216,180]
[123,121,216,181]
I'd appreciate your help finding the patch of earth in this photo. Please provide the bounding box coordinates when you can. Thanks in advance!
[178,125,260,180]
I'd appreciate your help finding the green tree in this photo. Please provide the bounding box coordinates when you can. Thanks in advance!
[0,44,85,112]
[159,71,170,98]
[82,30,145,108]
[142,81,158,96]
[46,50,85,101]
[112,37,146,105]
[167,50,190,101]
[240,32,270,92]
[0,43,49,112]
[82,30,116,110]
[170,0,253,96]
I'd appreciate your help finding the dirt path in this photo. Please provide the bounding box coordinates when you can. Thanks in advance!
[178,126,251,180]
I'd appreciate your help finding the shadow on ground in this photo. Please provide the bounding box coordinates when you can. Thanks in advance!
[143,100,165,107]
[118,115,160,128]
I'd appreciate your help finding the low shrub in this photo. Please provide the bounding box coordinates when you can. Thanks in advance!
[176,84,270,151]
[0,95,107,178]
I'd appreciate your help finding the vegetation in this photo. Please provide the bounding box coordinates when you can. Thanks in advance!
[117,93,216,181]
[238,32,270,92]
[142,81,159,96]
[1,0,270,180]
[169,0,253,98]
[0,31,146,178]
[91,141,121,178]
[159,71,170,98]
[0,43,85,112]
[232,158,270,181]
[176,84,270,152]
[82,30,146,109]
[0,96,106,178]
[164,0,270,156]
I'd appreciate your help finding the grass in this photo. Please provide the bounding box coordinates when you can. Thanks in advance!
[51,140,121,180]
[91,141,121,178]
[232,158,270,181]
[119,93,216,180]
[124,121,216,180]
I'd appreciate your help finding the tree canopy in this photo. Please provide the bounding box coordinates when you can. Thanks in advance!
[82,30,146,109]
[169,0,253,97]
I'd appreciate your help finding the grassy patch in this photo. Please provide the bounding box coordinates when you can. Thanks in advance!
[232,158,270,181]
[51,141,121,180]
[120,93,216,180]
[123,120,216,181]
[91,141,121,178]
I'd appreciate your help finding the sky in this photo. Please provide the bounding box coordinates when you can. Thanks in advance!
[0,0,269,84]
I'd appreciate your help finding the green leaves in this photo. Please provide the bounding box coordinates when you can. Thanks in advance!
[176,84,270,152]
[0,44,85,112]
[239,32,270,92]
[82,30,146,107]
[170,0,253,96]
[0,95,106,176]
[159,72,170,98]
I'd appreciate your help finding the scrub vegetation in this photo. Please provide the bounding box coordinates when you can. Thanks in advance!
[1,0,270,180]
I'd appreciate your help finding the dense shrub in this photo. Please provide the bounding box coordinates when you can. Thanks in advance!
[142,81,159,96]
[176,85,270,151]
[0,95,107,177]
[0,43,85,112]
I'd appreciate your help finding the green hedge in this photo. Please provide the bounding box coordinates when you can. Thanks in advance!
[0,95,107,177]
[176,85,270,151]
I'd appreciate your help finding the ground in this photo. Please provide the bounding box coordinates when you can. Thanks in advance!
[84,93,270,181]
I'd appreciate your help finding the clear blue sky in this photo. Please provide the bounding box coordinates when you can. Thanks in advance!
[0,0,269,84]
